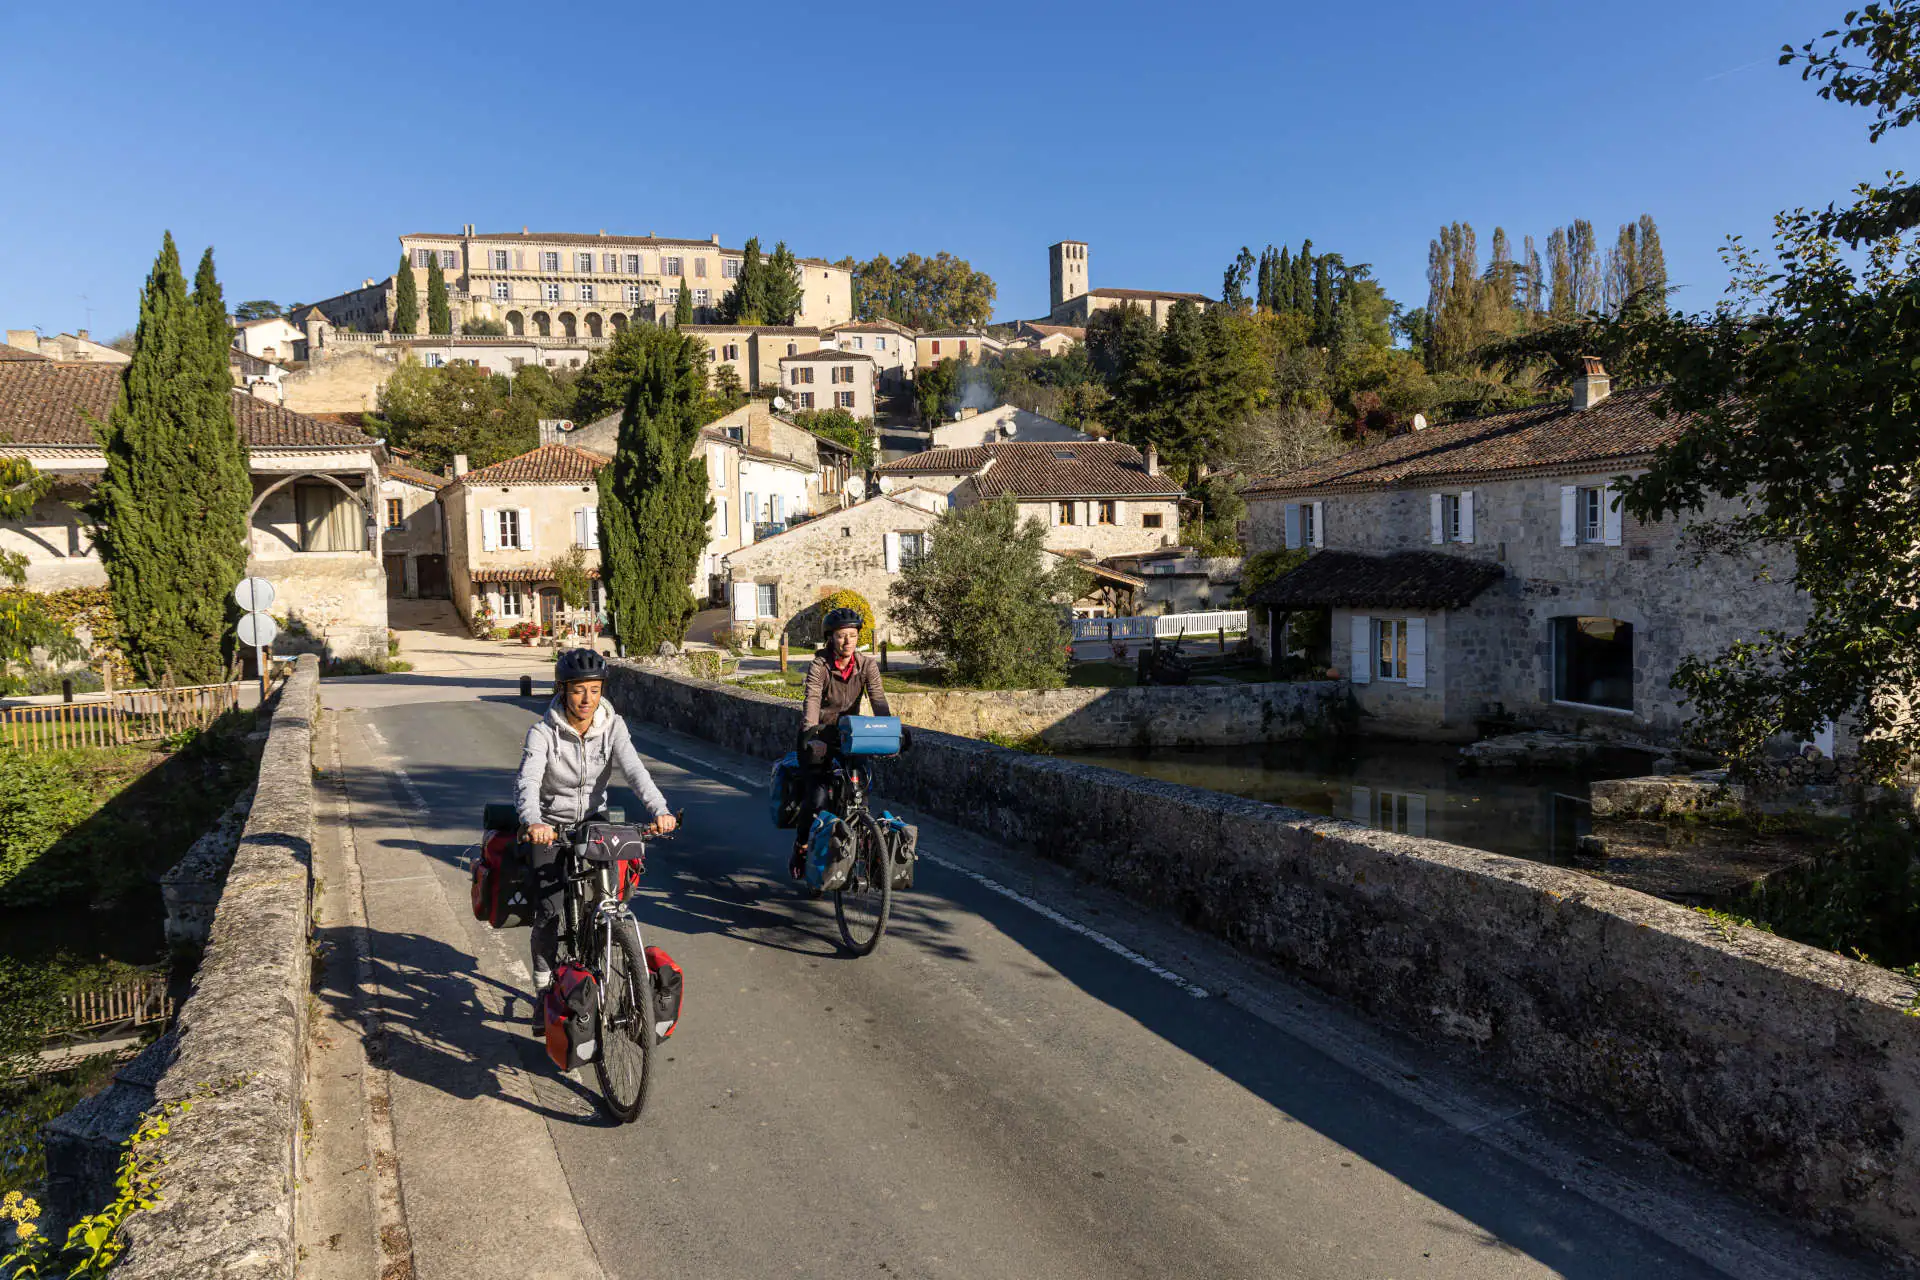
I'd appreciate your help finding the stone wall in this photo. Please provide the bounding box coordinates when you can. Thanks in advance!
[603,659,1920,1264]
[278,349,396,414]
[724,496,939,642]
[886,681,1341,748]
[44,657,320,1277]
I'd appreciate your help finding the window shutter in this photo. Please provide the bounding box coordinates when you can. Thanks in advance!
[884,531,901,573]
[1406,617,1427,688]
[481,507,497,552]
[772,493,785,524]
[1311,501,1325,547]
[1080,501,1092,527]
[1351,786,1372,824]
[573,508,586,547]
[731,586,756,622]
[518,507,534,552]
[1113,500,1125,524]
[1603,484,1623,546]
[587,508,599,549]
[1284,503,1301,550]
[1461,490,1475,544]
[1429,494,1443,544]
[1559,486,1578,546]
[1404,793,1428,838]
[1349,614,1372,684]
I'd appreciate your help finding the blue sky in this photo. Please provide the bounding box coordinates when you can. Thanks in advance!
[0,0,1895,339]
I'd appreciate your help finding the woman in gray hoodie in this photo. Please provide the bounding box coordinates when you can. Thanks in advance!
[516,648,675,1028]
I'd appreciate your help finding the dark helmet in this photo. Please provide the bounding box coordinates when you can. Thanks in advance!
[555,647,607,686]
[823,607,863,636]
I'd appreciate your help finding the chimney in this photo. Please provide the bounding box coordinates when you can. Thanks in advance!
[453,454,470,477]
[521,226,529,235]
[1571,356,1611,410]
[463,223,475,236]
[1144,443,1160,476]
[957,406,979,420]
[76,328,89,341]
[711,234,721,245]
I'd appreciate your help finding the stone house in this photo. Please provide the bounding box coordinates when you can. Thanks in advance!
[378,461,450,598]
[913,329,1001,369]
[778,349,875,419]
[683,325,821,390]
[4,330,129,365]
[929,404,1088,450]
[1039,240,1212,328]
[1105,547,1243,614]
[231,316,303,362]
[821,320,916,390]
[0,352,390,659]
[1009,320,1086,356]
[228,347,287,401]
[443,444,610,635]
[1241,365,1803,743]
[723,494,941,643]
[872,439,1184,558]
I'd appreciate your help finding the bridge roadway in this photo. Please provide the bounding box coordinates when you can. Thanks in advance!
[314,672,1878,1280]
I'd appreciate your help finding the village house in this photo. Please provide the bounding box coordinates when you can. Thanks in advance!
[722,492,943,644]
[1037,241,1212,329]
[913,328,1003,369]
[4,329,129,365]
[682,325,820,390]
[1009,320,1086,356]
[442,443,610,637]
[231,315,303,363]
[872,439,1184,558]
[378,461,450,598]
[1105,546,1243,614]
[821,319,916,390]
[778,349,875,419]
[228,346,287,402]
[0,348,390,659]
[928,404,1089,450]
[1240,362,1804,744]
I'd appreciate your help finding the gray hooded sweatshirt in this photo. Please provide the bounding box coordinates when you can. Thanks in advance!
[515,697,670,830]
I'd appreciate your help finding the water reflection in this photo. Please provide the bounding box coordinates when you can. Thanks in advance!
[1067,739,1657,866]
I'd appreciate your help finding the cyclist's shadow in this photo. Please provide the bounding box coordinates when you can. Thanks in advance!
[627,862,846,958]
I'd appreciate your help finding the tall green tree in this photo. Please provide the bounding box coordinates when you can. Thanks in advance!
[1546,228,1575,320]
[673,277,693,326]
[426,254,451,334]
[888,493,1087,689]
[723,236,770,324]
[596,327,712,653]
[392,253,418,335]
[763,242,804,326]
[839,251,996,329]
[375,362,548,470]
[92,236,252,684]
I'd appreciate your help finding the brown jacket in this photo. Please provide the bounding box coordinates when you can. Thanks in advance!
[800,649,890,742]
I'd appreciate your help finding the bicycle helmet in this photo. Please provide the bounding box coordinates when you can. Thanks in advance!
[554,647,607,686]
[823,607,864,636]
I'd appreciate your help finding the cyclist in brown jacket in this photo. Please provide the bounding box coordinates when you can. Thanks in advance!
[791,607,890,876]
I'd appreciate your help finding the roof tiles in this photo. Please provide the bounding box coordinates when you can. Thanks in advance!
[0,361,378,448]
[875,440,1183,499]
[1249,549,1506,611]
[458,443,609,486]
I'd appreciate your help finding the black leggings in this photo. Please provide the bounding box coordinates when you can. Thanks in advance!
[526,840,566,985]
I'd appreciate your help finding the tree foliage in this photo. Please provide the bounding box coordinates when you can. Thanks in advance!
[673,277,693,326]
[596,327,712,653]
[426,255,452,335]
[571,326,658,425]
[837,251,996,329]
[789,408,875,467]
[392,253,418,335]
[374,361,570,470]
[722,237,803,325]
[90,237,251,685]
[462,317,508,336]
[232,300,282,322]
[888,494,1086,689]
[1094,302,1266,472]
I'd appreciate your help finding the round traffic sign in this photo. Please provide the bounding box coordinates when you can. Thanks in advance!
[234,577,276,612]
[237,612,279,649]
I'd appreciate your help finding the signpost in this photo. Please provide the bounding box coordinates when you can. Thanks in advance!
[234,577,277,702]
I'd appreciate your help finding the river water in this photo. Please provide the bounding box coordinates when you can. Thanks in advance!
[1067,738,1659,866]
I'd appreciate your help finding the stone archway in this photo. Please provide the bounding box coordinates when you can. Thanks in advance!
[506,310,525,336]
[559,312,578,338]
[585,313,603,339]
[609,313,628,334]
[533,311,551,337]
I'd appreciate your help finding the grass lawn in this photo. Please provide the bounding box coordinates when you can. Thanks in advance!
[736,662,1141,697]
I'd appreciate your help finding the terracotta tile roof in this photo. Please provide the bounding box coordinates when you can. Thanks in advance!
[827,320,916,335]
[919,328,990,339]
[457,443,609,486]
[1089,287,1212,303]
[228,346,283,375]
[385,461,449,490]
[781,349,873,363]
[471,565,601,583]
[1021,323,1086,339]
[417,230,733,250]
[878,440,1183,499]
[0,345,50,362]
[1242,386,1696,497]
[0,360,378,448]
[1249,550,1505,611]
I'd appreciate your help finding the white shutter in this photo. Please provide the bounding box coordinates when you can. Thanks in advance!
[573,508,587,548]
[1349,614,1372,684]
[1406,617,1427,688]
[1351,786,1372,824]
[481,508,497,552]
[883,531,901,572]
[1404,793,1428,838]
[1429,494,1443,544]
[1603,484,1623,546]
[1284,503,1301,549]
[587,508,599,549]
[1559,486,1578,547]
[731,585,755,622]
[518,507,534,552]
[1460,490,1475,544]
[1113,500,1125,524]
[773,493,786,524]
[1310,502,1325,547]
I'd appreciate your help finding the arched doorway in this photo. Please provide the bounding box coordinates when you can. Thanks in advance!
[506,310,525,336]
[609,313,628,334]
[585,313,603,338]
[533,311,551,337]
[559,312,578,338]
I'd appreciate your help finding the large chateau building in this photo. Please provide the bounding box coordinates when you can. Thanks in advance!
[305,227,853,339]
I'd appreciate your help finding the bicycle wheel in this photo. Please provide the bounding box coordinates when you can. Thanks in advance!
[834,812,893,956]
[593,917,655,1124]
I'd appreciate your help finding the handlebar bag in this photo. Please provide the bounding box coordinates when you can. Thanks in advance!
[645,946,683,1039]
[542,963,600,1071]
[470,830,533,929]
[768,752,804,829]
[838,715,902,756]
[877,812,918,891]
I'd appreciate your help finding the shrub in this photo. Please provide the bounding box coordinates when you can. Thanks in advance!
[797,588,875,649]
[507,621,543,642]
[711,627,747,656]
[0,751,99,900]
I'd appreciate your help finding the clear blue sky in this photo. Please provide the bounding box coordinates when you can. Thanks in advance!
[0,0,1893,339]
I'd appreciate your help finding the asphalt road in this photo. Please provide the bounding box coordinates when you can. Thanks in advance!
[321,675,1881,1280]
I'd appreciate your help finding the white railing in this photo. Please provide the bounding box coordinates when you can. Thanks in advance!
[1071,610,1248,642]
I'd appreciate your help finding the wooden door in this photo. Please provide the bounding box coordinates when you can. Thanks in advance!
[383,554,406,596]
[415,554,449,598]
[539,590,560,633]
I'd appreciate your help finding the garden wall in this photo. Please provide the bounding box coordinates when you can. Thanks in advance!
[604,658,1920,1265]
[886,680,1342,748]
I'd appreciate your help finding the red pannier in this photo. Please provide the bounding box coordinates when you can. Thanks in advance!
[470,830,532,929]
[645,946,683,1039]
[541,963,600,1070]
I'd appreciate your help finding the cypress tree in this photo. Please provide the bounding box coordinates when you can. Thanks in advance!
[674,277,693,326]
[393,252,418,334]
[725,236,768,324]
[1293,240,1313,317]
[93,236,252,684]
[765,242,804,326]
[426,254,451,334]
[1275,247,1293,312]
[596,327,712,653]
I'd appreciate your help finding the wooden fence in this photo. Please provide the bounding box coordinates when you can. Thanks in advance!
[59,971,174,1034]
[2,681,243,752]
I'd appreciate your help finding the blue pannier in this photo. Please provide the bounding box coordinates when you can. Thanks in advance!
[768,752,803,829]
[838,715,902,756]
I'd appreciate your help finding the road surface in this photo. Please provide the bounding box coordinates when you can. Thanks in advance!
[312,672,1881,1280]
